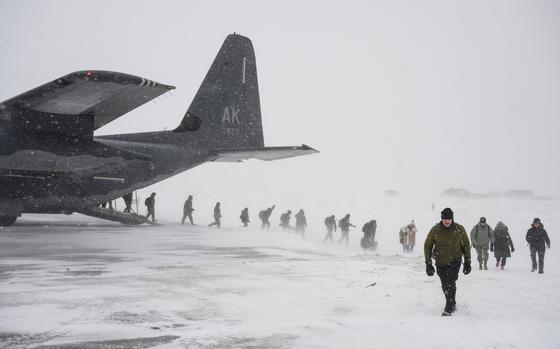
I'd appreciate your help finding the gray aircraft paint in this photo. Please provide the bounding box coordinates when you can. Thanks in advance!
[0,34,317,225]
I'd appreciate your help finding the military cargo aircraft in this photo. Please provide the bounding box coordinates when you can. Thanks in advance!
[0,34,317,226]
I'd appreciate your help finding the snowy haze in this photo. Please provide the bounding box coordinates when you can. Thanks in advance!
[1,0,559,200]
[1,2,560,347]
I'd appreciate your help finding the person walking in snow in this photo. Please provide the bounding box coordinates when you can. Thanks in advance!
[338,214,355,246]
[470,217,494,270]
[208,202,221,228]
[526,218,550,274]
[294,209,307,237]
[259,205,275,230]
[144,192,156,223]
[399,220,417,252]
[424,207,471,316]
[279,210,292,230]
[122,193,133,213]
[181,195,195,225]
[324,215,337,243]
[240,207,250,227]
[361,219,378,250]
[493,221,514,270]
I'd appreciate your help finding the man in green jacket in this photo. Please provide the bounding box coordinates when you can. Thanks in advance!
[424,207,472,316]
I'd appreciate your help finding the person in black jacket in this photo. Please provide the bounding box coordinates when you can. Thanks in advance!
[492,221,514,270]
[525,218,551,273]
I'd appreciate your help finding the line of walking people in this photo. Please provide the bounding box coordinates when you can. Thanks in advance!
[469,216,550,273]
[179,196,376,246]
[425,208,552,317]
[163,194,553,276]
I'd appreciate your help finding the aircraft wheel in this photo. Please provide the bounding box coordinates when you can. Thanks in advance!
[0,216,17,226]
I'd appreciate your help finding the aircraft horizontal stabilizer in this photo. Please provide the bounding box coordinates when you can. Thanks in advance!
[1,71,175,137]
[212,144,318,162]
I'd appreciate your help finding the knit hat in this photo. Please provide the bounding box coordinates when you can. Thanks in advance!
[480,217,486,223]
[441,207,454,220]
[533,218,541,225]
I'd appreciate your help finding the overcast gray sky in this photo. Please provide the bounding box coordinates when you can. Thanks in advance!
[1,0,559,199]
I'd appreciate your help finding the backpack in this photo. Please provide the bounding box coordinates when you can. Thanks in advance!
[144,198,150,206]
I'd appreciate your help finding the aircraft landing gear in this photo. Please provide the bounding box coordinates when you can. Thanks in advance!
[0,216,17,226]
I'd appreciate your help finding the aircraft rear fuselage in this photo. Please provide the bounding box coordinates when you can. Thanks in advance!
[0,128,212,215]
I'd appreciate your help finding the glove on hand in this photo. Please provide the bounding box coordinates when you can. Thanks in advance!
[490,244,494,252]
[463,262,471,275]
[511,247,515,252]
[426,263,435,276]
[472,243,476,249]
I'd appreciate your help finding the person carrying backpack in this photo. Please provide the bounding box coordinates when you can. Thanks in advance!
[337,214,355,246]
[240,207,250,227]
[470,217,494,270]
[259,205,275,230]
[145,192,156,223]
[181,195,194,225]
[279,210,292,230]
[324,215,337,243]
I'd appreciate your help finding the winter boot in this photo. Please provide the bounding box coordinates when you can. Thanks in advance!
[441,293,452,316]
[496,260,500,268]
[478,262,483,270]
[449,288,457,313]
[483,261,488,270]
[500,265,504,270]
[442,301,453,316]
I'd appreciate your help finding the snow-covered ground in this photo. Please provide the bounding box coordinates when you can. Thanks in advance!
[1,196,559,348]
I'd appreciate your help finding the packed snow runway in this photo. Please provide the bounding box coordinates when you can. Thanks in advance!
[1,209,559,349]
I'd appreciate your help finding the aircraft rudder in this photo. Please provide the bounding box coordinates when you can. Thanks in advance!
[175,33,264,150]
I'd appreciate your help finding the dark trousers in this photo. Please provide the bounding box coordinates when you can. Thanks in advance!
[209,217,221,228]
[436,259,461,311]
[182,212,193,225]
[530,245,546,271]
[146,207,155,222]
[261,219,270,230]
[496,257,507,267]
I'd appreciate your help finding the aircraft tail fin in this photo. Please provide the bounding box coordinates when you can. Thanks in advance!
[174,34,264,150]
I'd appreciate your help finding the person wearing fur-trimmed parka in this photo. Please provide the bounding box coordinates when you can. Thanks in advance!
[492,221,514,269]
